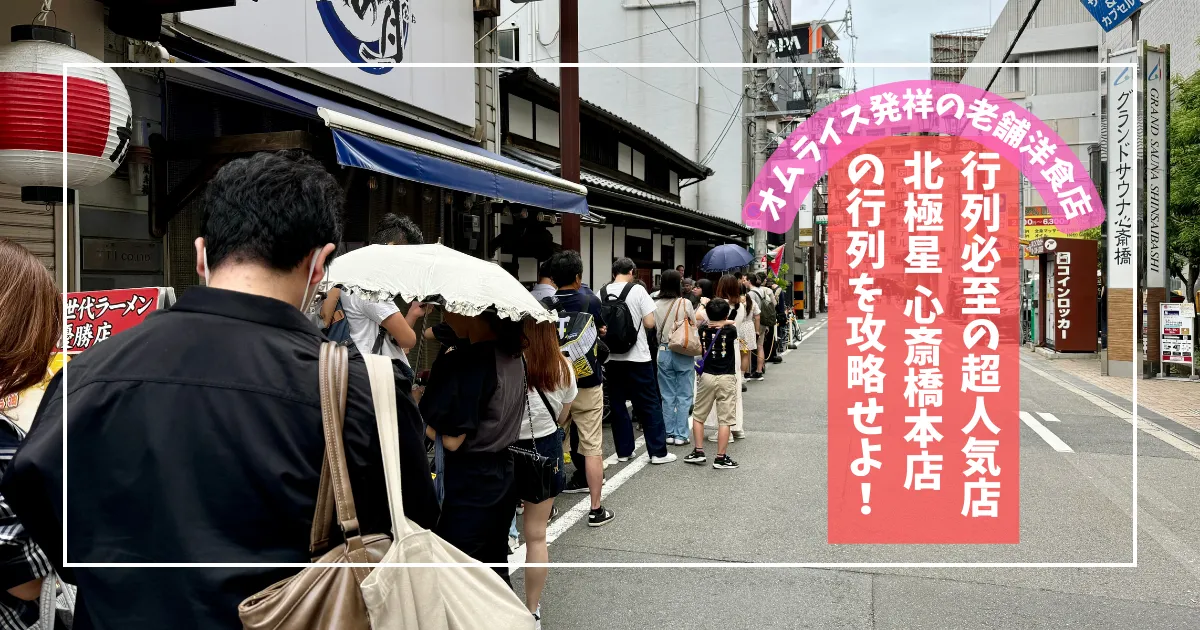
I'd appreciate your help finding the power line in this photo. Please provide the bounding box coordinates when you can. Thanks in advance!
[540,4,741,62]
[644,0,741,101]
[715,0,750,63]
[475,1,529,46]
[584,48,734,117]
[701,94,745,165]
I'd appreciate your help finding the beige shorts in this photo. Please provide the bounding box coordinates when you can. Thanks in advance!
[565,384,604,457]
[692,373,738,427]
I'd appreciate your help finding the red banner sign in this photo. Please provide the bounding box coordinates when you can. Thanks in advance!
[827,137,1021,544]
[58,288,167,354]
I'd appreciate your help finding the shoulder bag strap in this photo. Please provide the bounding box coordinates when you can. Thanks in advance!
[363,353,414,539]
[658,299,680,344]
[317,342,371,583]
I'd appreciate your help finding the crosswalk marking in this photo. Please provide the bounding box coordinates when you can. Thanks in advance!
[1038,412,1061,423]
[1020,411,1074,453]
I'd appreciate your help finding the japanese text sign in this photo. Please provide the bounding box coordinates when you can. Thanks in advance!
[57,288,168,354]
[1160,303,1194,366]
[1144,44,1168,288]
[1079,0,1142,33]
[743,80,1103,236]
[1106,51,1138,290]
[827,137,1021,544]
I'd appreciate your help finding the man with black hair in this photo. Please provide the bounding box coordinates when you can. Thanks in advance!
[1,152,439,630]
[531,259,557,302]
[602,258,675,465]
[322,213,426,370]
[541,251,616,526]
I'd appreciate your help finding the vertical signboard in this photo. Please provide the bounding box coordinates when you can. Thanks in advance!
[1159,303,1195,370]
[828,137,1020,544]
[797,190,814,246]
[1144,45,1168,288]
[1106,51,1137,290]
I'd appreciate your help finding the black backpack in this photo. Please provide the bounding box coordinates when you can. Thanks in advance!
[599,284,640,355]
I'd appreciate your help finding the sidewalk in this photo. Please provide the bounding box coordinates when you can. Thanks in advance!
[1023,350,1200,433]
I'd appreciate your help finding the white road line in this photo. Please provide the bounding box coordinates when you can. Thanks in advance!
[1038,412,1061,423]
[509,436,648,573]
[1019,411,1075,453]
[1020,359,1200,461]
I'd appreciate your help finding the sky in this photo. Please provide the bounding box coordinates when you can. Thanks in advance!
[790,0,1001,88]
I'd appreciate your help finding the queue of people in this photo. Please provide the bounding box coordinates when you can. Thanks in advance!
[0,149,790,630]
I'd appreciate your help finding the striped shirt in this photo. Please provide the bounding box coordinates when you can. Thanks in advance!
[0,413,51,629]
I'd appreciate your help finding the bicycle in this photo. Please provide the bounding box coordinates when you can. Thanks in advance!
[787,310,804,349]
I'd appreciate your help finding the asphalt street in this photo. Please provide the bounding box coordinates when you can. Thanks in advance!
[510,316,1200,629]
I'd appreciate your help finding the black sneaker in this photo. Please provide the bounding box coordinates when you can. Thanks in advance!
[683,449,706,465]
[750,372,765,381]
[741,383,748,393]
[588,506,615,527]
[563,476,589,494]
[713,454,739,469]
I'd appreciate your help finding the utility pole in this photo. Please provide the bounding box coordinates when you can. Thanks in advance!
[741,0,752,221]
[752,0,770,264]
[560,0,581,252]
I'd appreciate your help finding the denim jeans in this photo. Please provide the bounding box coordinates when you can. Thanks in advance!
[605,360,669,458]
[657,348,696,440]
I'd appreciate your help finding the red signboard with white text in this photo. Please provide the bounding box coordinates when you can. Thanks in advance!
[827,137,1020,544]
[58,288,173,354]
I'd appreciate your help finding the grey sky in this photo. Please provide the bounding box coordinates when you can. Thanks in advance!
[791,0,999,88]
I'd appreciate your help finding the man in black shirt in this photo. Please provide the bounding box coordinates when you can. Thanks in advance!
[542,251,615,527]
[1,151,439,630]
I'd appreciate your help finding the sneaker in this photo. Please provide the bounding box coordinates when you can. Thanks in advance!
[617,455,632,462]
[666,437,677,446]
[707,434,718,443]
[650,452,677,464]
[768,356,783,364]
[562,477,589,494]
[741,383,748,393]
[683,449,706,465]
[516,503,524,515]
[713,454,739,469]
[588,506,615,527]
[507,535,520,553]
[548,505,560,521]
[732,430,746,440]
[533,605,542,630]
[743,372,752,380]
[676,436,691,445]
[750,372,765,381]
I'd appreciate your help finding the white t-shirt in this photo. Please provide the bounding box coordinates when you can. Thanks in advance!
[603,281,656,363]
[340,291,410,365]
[520,359,578,440]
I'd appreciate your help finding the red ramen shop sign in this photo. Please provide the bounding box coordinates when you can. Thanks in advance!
[56,288,173,354]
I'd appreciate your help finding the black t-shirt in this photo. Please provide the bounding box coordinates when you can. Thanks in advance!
[546,289,606,389]
[699,324,739,376]
[420,340,524,454]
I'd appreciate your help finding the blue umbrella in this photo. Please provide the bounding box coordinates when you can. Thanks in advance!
[700,244,753,272]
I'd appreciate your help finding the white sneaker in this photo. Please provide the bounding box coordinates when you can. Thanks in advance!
[650,452,677,464]
[617,455,631,462]
[532,604,542,630]
[666,437,677,445]
[507,535,520,553]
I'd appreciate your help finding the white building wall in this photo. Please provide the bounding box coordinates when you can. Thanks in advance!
[500,0,746,225]
[1101,0,1200,80]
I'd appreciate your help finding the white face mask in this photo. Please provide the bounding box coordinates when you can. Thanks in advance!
[203,247,322,311]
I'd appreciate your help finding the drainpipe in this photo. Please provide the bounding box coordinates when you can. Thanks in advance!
[474,16,494,145]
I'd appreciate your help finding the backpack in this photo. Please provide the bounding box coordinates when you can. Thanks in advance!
[755,287,778,328]
[541,295,606,381]
[598,284,640,354]
[320,287,353,346]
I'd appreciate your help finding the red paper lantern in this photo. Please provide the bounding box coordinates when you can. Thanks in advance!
[0,25,132,203]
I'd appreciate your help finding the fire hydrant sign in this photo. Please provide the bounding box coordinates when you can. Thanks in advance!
[827,137,1020,544]
[57,288,172,354]
[1160,303,1194,366]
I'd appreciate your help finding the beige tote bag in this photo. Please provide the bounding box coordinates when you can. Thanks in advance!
[360,355,534,630]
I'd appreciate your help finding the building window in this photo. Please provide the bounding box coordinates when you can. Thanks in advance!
[669,170,679,195]
[616,142,645,180]
[535,105,560,148]
[632,149,645,180]
[498,28,519,62]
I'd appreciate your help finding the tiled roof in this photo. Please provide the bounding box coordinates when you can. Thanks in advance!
[500,68,714,179]
[504,146,750,236]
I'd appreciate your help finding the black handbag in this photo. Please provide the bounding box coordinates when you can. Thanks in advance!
[508,359,561,504]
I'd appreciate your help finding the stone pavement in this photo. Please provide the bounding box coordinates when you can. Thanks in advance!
[1025,350,1200,432]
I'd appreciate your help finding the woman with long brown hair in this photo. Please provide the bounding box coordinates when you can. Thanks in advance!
[0,239,63,624]
[515,318,575,625]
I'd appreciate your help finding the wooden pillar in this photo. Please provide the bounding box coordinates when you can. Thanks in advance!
[559,0,581,252]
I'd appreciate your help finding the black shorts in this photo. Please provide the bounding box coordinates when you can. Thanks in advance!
[512,428,567,500]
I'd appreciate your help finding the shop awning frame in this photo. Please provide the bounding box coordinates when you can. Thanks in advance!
[160,64,589,218]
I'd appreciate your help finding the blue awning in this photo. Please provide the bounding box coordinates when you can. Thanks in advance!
[173,65,588,215]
